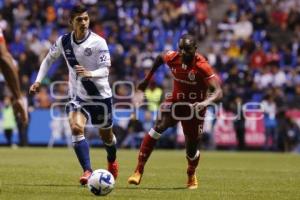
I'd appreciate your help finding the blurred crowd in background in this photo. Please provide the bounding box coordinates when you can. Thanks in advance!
[0,0,300,152]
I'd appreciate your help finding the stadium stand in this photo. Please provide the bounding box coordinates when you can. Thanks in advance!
[0,0,299,152]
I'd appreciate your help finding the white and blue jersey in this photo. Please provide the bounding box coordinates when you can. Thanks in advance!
[35,30,113,127]
[44,30,112,99]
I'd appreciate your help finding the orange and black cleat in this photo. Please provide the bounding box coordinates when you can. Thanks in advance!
[108,161,119,180]
[187,174,198,189]
[128,171,143,185]
[79,170,92,185]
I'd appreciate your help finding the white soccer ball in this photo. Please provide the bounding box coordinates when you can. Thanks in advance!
[87,169,115,196]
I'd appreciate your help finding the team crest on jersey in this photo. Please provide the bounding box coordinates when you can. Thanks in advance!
[188,70,196,81]
[84,48,92,56]
[65,49,71,55]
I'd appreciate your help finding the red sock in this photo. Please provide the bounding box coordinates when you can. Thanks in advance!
[186,151,200,176]
[135,132,158,173]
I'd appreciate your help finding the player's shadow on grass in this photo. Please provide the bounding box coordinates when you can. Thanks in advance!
[119,186,186,190]
[6,183,77,187]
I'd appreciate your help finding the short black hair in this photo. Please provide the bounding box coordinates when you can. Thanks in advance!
[70,4,88,20]
[180,34,196,46]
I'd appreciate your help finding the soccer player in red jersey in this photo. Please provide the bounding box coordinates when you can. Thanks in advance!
[128,34,222,189]
[0,28,28,127]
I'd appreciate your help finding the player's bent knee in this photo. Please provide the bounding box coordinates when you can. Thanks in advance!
[186,149,199,159]
[99,128,115,143]
[70,123,84,135]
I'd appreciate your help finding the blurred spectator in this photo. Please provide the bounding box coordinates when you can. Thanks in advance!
[34,86,51,108]
[254,66,272,89]
[233,12,253,40]
[144,81,163,112]
[250,43,267,69]
[2,97,17,146]
[121,113,144,149]
[271,65,286,87]
[252,3,268,31]
[232,97,245,150]
[262,95,277,151]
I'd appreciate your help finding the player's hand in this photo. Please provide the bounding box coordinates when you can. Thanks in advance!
[29,82,41,95]
[192,101,209,112]
[75,65,92,78]
[12,97,28,127]
[137,80,149,92]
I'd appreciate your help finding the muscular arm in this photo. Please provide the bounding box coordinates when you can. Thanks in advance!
[138,54,164,91]
[204,77,223,104]
[193,77,222,111]
[0,43,22,99]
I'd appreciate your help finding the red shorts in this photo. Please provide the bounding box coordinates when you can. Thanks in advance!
[161,99,205,140]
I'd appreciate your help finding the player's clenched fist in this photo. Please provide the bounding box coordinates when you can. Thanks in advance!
[75,65,92,78]
[29,82,41,95]
[192,101,209,112]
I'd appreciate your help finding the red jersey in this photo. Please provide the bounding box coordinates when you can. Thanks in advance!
[162,51,215,103]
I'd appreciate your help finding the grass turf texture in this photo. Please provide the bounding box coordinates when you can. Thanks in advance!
[0,148,299,200]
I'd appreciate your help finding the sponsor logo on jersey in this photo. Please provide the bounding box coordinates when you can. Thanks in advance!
[173,77,197,85]
[65,49,71,55]
[84,48,92,56]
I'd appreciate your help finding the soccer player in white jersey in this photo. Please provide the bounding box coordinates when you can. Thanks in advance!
[0,28,28,127]
[29,4,118,185]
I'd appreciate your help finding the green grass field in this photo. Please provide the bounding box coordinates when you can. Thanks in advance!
[0,148,300,200]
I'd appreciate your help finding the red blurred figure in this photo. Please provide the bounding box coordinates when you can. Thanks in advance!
[0,28,28,127]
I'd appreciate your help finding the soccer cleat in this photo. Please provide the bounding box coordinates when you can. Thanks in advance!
[128,171,143,185]
[79,170,92,185]
[108,161,119,179]
[187,174,198,189]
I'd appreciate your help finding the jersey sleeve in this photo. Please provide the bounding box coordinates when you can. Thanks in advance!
[48,36,63,60]
[197,57,215,80]
[162,50,178,63]
[97,39,111,68]
[35,36,62,83]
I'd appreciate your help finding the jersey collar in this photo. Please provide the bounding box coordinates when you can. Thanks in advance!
[72,30,91,45]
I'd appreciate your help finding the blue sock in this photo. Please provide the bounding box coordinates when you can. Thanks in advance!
[104,135,117,162]
[73,137,92,172]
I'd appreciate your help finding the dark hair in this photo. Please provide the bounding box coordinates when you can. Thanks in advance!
[70,4,88,20]
[180,34,196,46]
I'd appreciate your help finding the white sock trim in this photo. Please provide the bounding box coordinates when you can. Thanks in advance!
[104,134,117,146]
[187,150,200,161]
[72,135,85,143]
[149,128,161,140]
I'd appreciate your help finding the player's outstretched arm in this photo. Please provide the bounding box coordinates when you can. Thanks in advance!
[193,77,222,112]
[137,54,164,92]
[29,54,53,95]
[30,37,62,95]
